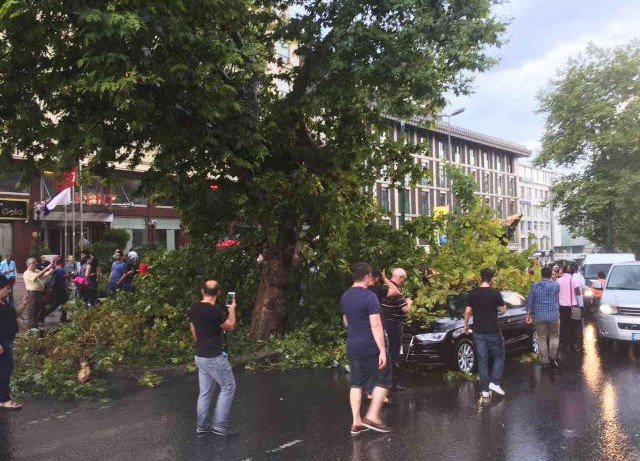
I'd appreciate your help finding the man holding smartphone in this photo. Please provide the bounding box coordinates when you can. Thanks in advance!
[188,280,238,437]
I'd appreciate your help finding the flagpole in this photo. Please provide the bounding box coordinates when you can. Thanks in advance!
[64,200,68,259]
[79,163,84,250]
[72,184,76,257]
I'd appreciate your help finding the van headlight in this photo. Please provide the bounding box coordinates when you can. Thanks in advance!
[415,332,447,342]
[599,304,618,315]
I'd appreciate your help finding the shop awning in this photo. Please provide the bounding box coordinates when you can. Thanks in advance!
[37,211,114,222]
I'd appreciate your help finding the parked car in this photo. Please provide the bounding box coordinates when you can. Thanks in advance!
[583,253,635,308]
[595,262,640,347]
[400,291,537,373]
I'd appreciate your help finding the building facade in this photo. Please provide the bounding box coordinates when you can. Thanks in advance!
[517,163,556,264]
[376,117,531,250]
[0,166,184,271]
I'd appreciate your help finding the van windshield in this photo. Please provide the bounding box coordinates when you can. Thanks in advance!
[607,266,640,290]
[584,264,612,280]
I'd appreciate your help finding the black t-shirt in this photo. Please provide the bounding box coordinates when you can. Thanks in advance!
[188,302,226,358]
[368,284,389,302]
[0,297,19,342]
[467,287,505,334]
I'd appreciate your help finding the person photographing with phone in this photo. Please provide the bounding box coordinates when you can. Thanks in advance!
[188,280,238,437]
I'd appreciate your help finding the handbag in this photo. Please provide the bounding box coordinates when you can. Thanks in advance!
[569,277,582,320]
[570,306,582,320]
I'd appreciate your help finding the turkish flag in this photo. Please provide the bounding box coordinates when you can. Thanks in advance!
[55,167,78,191]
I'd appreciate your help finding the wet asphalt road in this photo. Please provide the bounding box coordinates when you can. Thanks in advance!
[2,323,640,461]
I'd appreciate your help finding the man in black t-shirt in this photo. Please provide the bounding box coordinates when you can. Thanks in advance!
[188,280,238,437]
[464,268,507,400]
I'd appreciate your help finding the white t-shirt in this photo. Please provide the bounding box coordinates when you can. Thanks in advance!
[573,273,586,308]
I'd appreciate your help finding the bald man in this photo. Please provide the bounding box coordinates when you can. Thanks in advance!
[188,280,238,437]
[380,268,412,390]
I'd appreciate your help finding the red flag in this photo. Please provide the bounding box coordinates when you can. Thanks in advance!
[55,167,78,191]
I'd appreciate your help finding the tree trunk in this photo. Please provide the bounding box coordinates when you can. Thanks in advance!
[248,236,297,341]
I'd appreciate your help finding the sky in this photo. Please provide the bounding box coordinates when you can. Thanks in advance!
[444,0,640,159]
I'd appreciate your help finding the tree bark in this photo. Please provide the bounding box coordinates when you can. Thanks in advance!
[248,235,297,341]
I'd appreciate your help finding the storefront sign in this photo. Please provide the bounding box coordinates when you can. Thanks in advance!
[0,198,29,221]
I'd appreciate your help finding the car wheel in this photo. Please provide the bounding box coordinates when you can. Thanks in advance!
[455,339,477,373]
[531,331,539,355]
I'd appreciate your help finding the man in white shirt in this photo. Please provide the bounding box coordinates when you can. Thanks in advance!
[571,263,586,351]
[571,263,586,308]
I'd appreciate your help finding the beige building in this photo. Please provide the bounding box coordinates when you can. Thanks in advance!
[376,116,531,250]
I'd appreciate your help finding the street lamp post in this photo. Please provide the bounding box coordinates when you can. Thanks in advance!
[399,121,407,226]
[441,107,465,164]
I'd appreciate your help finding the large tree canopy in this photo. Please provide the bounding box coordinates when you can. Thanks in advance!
[0,0,506,339]
[536,40,640,253]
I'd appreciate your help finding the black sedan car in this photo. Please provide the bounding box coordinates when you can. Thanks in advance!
[399,291,538,373]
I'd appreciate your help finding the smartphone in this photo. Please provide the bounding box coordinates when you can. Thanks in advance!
[226,292,236,307]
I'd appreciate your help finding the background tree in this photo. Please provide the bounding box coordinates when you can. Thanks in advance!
[536,40,640,253]
[0,0,506,340]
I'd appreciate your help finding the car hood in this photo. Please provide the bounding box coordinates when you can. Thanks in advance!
[406,316,465,334]
[602,290,640,307]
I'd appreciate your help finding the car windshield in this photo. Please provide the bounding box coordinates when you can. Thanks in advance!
[584,264,612,280]
[607,266,640,290]
[503,291,526,308]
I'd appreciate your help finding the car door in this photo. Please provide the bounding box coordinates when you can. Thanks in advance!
[500,291,530,350]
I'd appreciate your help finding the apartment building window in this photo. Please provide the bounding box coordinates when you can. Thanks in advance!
[438,165,447,188]
[276,41,290,64]
[496,174,504,195]
[419,190,430,215]
[380,186,390,211]
[481,151,488,169]
[482,172,491,193]
[438,141,445,159]
[469,149,477,166]
[484,196,492,208]
[453,144,461,163]
[496,198,505,218]
[496,153,503,172]
[420,161,432,185]
[521,238,527,249]
[508,177,516,196]
[438,191,447,206]
[506,157,514,173]
[508,199,517,216]
[401,189,412,215]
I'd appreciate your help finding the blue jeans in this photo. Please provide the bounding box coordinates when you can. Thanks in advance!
[195,355,236,431]
[0,341,14,403]
[473,333,505,393]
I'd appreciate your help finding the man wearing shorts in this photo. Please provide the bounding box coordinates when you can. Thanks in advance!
[341,262,392,436]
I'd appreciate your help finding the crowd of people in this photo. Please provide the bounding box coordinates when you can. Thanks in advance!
[0,249,146,412]
[0,248,602,436]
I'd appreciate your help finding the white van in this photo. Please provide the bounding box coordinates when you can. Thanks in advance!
[596,262,640,344]
[582,253,636,281]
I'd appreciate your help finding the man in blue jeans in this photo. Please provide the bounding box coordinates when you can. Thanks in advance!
[464,268,507,400]
[188,280,238,437]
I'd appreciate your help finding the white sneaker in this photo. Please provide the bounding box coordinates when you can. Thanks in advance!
[489,383,505,396]
[481,391,491,399]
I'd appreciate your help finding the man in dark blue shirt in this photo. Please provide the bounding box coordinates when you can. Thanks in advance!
[341,262,392,436]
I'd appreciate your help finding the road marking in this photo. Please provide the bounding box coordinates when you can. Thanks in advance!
[26,420,39,425]
[56,415,66,419]
[266,439,303,453]
[98,405,113,410]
